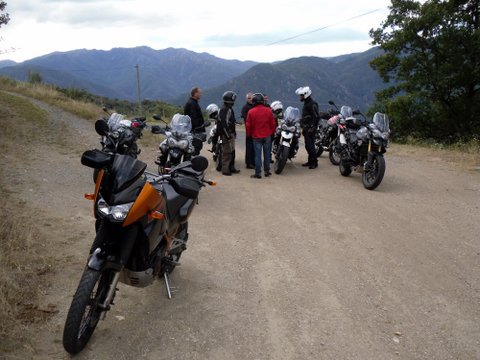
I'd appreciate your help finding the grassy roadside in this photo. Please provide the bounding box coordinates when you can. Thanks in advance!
[0,77,100,121]
[0,92,55,353]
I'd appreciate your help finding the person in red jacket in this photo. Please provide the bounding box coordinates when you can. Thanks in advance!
[246,93,276,178]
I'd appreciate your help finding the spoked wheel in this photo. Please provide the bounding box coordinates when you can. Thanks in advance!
[339,158,352,176]
[63,268,113,354]
[328,140,341,165]
[362,154,386,190]
[274,146,289,174]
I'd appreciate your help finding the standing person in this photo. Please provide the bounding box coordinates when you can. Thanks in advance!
[295,86,320,169]
[217,91,240,176]
[183,87,205,155]
[246,93,276,179]
[241,92,255,169]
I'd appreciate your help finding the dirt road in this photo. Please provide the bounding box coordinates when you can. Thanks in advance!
[2,96,480,359]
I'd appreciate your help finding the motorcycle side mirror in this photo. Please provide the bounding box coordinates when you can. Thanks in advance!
[151,125,165,134]
[102,107,112,116]
[95,119,109,136]
[328,100,335,105]
[153,114,162,121]
[352,110,361,115]
[191,156,209,172]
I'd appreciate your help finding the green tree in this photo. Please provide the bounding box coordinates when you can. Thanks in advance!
[0,1,9,28]
[370,0,480,142]
[27,71,43,84]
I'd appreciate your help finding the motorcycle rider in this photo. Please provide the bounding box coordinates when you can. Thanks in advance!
[271,100,283,153]
[246,93,276,178]
[241,92,255,169]
[217,91,240,176]
[206,103,220,160]
[183,87,205,155]
[296,86,320,169]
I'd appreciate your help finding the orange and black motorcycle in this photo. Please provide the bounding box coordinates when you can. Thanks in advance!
[62,143,214,354]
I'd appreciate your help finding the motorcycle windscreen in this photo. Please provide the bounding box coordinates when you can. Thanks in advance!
[111,154,147,192]
[373,113,390,133]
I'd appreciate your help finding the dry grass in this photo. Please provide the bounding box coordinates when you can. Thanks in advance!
[0,197,52,353]
[0,76,100,121]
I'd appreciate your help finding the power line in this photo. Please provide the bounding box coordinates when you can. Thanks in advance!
[267,7,387,46]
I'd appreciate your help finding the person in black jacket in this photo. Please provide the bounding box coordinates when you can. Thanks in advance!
[295,86,320,169]
[184,87,205,155]
[241,92,255,169]
[217,91,240,176]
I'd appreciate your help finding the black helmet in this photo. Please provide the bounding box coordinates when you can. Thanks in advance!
[222,91,237,105]
[252,93,264,105]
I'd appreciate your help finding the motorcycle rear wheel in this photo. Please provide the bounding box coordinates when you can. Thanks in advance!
[339,158,352,176]
[274,146,289,174]
[362,154,386,190]
[63,268,112,354]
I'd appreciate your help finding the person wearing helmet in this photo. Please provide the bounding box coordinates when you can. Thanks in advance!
[217,91,240,176]
[206,103,220,158]
[270,100,283,153]
[241,92,255,169]
[295,86,320,169]
[245,93,276,178]
[183,87,206,155]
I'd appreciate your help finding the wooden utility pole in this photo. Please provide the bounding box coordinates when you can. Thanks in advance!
[135,64,142,115]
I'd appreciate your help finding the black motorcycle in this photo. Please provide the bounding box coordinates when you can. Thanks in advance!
[62,141,214,354]
[97,109,147,158]
[315,101,344,165]
[93,109,147,181]
[337,110,391,190]
[152,114,210,174]
[273,106,301,174]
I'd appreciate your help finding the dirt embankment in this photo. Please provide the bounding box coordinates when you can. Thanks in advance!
[1,93,479,360]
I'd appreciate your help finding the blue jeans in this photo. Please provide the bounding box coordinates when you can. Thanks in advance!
[253,137,272,176]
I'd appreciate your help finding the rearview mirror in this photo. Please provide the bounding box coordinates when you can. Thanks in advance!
[151,125,165,134]
[94,119,109,136]
[191,156,209,172]
[328,100,335,105]
[153,115,162,121]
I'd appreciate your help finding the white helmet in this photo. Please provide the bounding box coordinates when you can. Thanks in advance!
[206,103,219,118]
[295,86,312,99]
[271,100,283,112]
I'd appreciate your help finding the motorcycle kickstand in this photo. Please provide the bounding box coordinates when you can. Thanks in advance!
[163,271,174,299]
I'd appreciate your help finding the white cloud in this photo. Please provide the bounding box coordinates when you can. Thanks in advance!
[0,0,392,62]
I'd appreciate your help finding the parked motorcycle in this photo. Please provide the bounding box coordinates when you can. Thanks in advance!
[93,110,147,182]
[315,101,345,165]
[97,109,147,158]
[337,109,391,190]
[273,106,301,174]
[62,147,215,354]
[152,114,210,174]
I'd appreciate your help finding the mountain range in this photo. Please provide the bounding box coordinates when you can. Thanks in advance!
[0,46,388,113]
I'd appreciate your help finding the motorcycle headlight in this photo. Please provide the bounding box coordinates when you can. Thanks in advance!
[97,198,134,221]
[372,129,382,138]
[382,132,390,140]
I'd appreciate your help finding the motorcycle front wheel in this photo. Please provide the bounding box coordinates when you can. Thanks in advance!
[339,158,352,176]
[274,146,289,174]
[63,268,113,354]
[362,154,386,190]
[328,141,341,166]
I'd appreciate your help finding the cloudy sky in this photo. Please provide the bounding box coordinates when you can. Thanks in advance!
[0,0,392,63]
